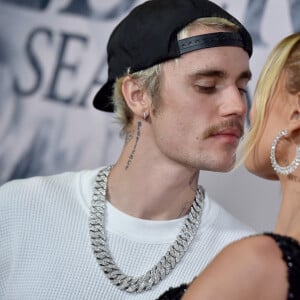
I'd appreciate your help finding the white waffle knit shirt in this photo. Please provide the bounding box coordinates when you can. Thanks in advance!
[0,167,255,300]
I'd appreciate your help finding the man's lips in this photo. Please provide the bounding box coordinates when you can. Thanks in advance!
[207,128,243,145]
[212,127,243,139]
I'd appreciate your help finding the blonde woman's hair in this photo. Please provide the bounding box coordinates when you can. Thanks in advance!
[241,33,300,162]
[113,17,239,136]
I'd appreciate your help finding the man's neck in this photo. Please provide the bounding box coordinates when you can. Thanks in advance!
[107,149,199,221]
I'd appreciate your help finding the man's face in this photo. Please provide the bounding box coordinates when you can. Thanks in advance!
[149,27,251,172]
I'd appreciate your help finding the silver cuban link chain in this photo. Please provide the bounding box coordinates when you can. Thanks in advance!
[89,166,204,293]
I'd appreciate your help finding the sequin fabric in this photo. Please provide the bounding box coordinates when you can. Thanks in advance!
[156,283,189,300]
[264,233,300,300]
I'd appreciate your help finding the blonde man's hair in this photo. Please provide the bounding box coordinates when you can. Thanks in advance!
[113,17,240,136]
[241,33,300,162]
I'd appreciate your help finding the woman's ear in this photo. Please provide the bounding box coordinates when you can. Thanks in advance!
[121,76,150,118]
[288,92,300,144]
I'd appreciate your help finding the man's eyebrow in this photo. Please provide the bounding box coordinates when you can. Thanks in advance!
[239,70,252,81]
[189,69,226,79]
[189,69,252,81]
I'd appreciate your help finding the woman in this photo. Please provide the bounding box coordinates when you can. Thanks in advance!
[158,32,300,300]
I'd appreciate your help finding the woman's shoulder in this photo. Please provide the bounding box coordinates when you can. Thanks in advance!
[189,234,290,300]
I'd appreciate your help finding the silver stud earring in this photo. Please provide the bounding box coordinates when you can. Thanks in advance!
[270,129,300,175]
[143,112,148,120]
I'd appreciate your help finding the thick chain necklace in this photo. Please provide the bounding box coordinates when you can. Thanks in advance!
[89,166,204,293]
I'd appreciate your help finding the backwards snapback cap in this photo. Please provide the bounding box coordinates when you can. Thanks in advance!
[93,0,252,112]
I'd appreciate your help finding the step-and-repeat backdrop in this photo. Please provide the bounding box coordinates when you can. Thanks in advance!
[0,0,299,231]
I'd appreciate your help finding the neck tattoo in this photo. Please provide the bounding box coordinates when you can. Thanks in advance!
[89,166,205,293]
[125,121,142,170]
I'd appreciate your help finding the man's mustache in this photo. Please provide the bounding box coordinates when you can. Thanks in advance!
[202,119,244,139]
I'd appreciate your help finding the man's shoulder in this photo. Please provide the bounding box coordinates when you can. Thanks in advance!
[191,195,255,254]
[203,195,255,234]
[0,171,76,192]
[0,168,100,209]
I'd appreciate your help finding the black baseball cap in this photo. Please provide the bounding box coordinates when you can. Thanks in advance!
[93,0,252,112]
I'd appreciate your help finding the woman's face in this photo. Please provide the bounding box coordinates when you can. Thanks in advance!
[245,73,292,180]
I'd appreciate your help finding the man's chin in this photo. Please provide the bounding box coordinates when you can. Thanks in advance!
[203,162,235,173]
[218,157,236,172]
[218,164,235,173]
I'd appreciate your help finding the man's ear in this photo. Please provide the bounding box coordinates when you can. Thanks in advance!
[288,92,300,144]
[121,76,150,118]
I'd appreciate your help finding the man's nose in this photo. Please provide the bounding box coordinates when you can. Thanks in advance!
[220,86,247,118]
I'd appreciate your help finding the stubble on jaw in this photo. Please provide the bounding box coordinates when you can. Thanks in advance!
[125,121,142,170]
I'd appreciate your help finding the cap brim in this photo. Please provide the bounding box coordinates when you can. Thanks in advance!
[93,81,114,112]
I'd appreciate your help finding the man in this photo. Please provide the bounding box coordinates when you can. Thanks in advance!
[0,0,254,299]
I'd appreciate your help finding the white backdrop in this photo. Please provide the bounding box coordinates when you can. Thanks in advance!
[0,0,299,231]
